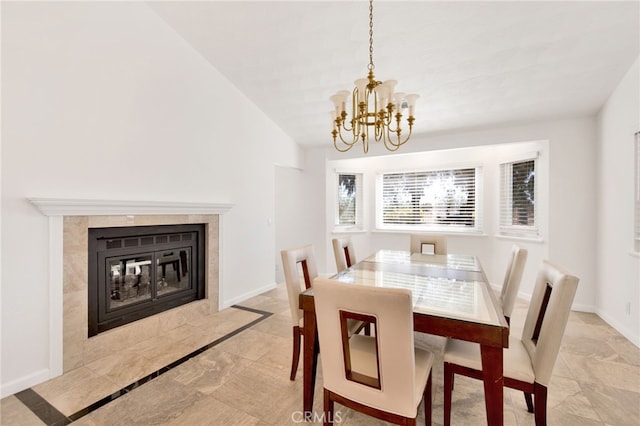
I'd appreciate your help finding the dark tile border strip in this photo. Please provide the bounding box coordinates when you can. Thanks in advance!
[14,388,70,426]
[15,305,272,426]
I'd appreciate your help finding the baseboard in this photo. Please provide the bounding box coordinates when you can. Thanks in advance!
[595,309,640,348]
[220,282,277,309]
[569,302,596,313]
[1,368,50,399]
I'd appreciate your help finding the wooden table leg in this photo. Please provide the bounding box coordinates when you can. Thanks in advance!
[480,344,504,425]
[302,308,319,415]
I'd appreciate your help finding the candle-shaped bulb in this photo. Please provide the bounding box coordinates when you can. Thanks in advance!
[336,90,350,114]
[375,83,390,111]
[329,94,342,118]
[394,92,406,113]
[382,80,397,103]
[355,78,369,104]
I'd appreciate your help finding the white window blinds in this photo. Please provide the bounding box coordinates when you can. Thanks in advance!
[500,157,538,238]
[379,167,481,232]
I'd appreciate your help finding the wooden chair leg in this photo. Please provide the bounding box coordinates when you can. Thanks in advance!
[524,392,534,413]
[443,363,453,426]
[290,326,301,380]
[424,371,432,425]
[323,388,334,426]
[534,383,547,425]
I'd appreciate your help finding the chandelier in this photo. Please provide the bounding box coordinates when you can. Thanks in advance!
[330,0,419,154]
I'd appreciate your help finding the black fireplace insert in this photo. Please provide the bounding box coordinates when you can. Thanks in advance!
[88,224,206,337]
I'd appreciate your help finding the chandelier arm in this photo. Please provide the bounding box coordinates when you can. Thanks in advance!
[334,130,369,154]
[333,138,358,153]
[383,119,414,151]
[339,116,354,133]
[335,129,359,146]
[384,111,403,133]
[335,125,364,151]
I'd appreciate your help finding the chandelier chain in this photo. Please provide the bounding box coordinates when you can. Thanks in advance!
[368,0,374,71]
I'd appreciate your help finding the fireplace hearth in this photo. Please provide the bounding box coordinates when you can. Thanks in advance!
[88,224,206,336]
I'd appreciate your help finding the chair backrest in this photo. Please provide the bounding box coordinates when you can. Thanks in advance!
[313,278,419,417]
[281,245,319,327]
[332,236,356,272]
[499,245,528,321]
[520,260,579,387]
[409,233,447,255]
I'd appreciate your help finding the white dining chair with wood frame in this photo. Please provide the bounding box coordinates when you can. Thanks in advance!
[443,260,579,425]
[314,277,434,425]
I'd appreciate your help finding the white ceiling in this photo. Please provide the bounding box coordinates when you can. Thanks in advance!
[148,1,639,147]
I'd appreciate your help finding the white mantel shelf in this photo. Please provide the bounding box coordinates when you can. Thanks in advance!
[29,198,234,216]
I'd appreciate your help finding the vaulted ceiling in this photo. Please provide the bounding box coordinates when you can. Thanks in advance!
[148,1,639,147]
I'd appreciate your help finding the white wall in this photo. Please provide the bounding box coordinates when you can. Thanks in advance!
[274,153,328,282]
[290,117,598,314]
[275,165,310,283]
[0,2,299,396]
[596,58,640,346]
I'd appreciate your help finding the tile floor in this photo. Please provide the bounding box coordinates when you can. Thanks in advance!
[1,283,639,425]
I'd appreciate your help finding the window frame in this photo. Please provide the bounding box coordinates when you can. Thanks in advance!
[334,171,364,231]
[499,154,539,239]
[375,165,484,234]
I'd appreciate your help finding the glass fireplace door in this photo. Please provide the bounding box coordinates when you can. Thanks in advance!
[106,247,194,311]
[107,254,153,309]
[156,248,191,297]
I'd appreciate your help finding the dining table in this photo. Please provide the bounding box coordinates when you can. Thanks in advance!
[298,249,510,425]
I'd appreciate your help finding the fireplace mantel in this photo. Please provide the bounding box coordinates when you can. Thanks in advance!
[29,198,234,216]
[28,197,232,383]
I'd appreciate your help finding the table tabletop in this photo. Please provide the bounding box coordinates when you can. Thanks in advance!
[331,250,504,327]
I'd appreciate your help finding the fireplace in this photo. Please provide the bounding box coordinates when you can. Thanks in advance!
[88,224,206,336]
[29,198,231,377]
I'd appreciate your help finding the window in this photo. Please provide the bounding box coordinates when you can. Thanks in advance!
[500,157,538,238]
[378,167,481,232]
[336,173,363,228]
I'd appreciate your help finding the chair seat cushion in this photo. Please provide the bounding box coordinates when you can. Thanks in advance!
[444,336,535,384]
[413,346,434,399]
[349,335,434,407]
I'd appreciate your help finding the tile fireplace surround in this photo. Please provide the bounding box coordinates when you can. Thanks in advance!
[30,199,233,378]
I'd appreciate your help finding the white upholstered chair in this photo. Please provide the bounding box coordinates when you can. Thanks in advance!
[409,234,447,255]
[332,236,356,272]
[314,278,434,425]
[281,245,365,381]
[443,260,579,425]
[281,244,318,381]
[500,245,528,325]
